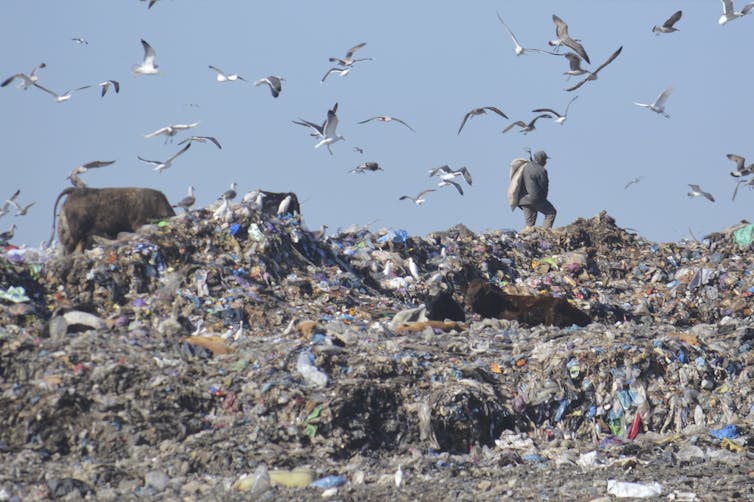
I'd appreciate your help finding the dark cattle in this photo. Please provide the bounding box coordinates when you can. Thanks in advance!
[49,187,175,254]
[257,190,301,217]
[464,278,590,328]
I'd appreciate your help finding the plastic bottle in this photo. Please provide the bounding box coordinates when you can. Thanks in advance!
[296,350,328,388]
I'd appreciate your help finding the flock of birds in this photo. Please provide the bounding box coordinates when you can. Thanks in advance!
[2,2,754,244]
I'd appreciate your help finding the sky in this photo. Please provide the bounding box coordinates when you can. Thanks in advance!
[2,1,753,248]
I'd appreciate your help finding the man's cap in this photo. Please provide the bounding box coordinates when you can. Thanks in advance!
[533,150,549,164]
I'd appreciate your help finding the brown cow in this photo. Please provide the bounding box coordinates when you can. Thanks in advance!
[49,187,175,254]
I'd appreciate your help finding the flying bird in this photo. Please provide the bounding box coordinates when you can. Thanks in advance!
[549,15,590,64]
[564,46,622,92]
[71,37,88,45]
[353,146,365,154]
[177,135,222,149]
[496,12,559,56]
[218,181,238,201]
[727,153,754,177]
[292,103,344,155]
[9,199,35,217]
[458,106,508,134]
[428,165,473,186]
[437,179,464,195]
[399,189,435,205]
[144,122,200,143]
[1,62,46,90]
[0,190,21,218]
[624,176,644,189]
[719,0,754,24]
[98,80,119,97]
[208,65,247,82]
[321,67,351,83]
[357,115,415,132]
[66,160,116,188]
[32,83,91,103]
[328,42,373,67]
[687,184,715,202]
[133,39,159,75]
[634,86,674,118]
[562,53,588,79]
[137,143,191,173]
[350,162,383,173]
[532,95,578,125]
[732,177,754,201]
[502,114,552,134]
[254,75,284,97]
[652,10,683,34]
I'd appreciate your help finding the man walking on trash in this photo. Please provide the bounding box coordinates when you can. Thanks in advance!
[508,150,557,231]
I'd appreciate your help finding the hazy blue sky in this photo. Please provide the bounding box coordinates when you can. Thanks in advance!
[2,1,752,248]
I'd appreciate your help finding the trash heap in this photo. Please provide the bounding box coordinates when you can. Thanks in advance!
[0,204,752,500]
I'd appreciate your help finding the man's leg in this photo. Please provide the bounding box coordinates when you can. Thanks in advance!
[538,200,557,229]
[521,206,537,228]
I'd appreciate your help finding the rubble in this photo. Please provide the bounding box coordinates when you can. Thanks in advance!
[0,204,752,500]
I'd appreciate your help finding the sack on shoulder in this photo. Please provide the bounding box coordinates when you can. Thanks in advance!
[507,158,528,211]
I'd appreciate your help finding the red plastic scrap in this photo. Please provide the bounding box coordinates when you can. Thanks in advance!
[628,412,641,440]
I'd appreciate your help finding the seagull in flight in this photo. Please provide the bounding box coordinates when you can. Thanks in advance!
[357,115,415,132]
[133,39,159,75]
[9,198,35,217]
[209,65,247,82]
[726,154,754,177]
[496,12,559,56]
[71,37,89,45]
[32,82,91,103]
[634,86,674,118]
[292,103,344,155]
[1,62,46,90]
[67,160,116,188]
[458,106,508,134]
[653,10,683,34]
[0,190,21,218]
[173,185,196,212]
[502,114,552,134]
[624,176,644,189]
[532,95,578,125]
[329,42,373,67]
[144,122,200,143]
[350,161,383,173]
[733,177,754,201]
[565,46,622,92]
[321,67,351,83]
[177,135,222,149]
[399,189,435,205]
[353,146,365,154]
[98,80,119,97]
[687,184,715,202]
[719,0,754,25]
[562,53,588,80]
[428,165,473,186]
[137,143,192,173]
[254,75,284,97]
[549,15,590,64]
[437,179,464,195]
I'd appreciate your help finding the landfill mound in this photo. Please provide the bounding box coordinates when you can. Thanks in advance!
[0,205,752,500]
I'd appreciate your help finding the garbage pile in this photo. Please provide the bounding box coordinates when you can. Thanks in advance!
[0,203,752,500]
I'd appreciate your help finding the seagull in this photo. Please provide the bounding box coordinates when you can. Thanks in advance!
[532,95,578,125]
[1,62,46,90]
[143,0,160,8]
[0,190,21,218]
[687,184,715,202]
[328,42,373,67]
[394,465,404,488]
[732,177,754,201]
[32,83,91,103]
[353,146,365,154]
[458,106,508,134]
[437,179,464,195]
[496,12,559,56]
[565,46,622,92]
[218,181,238,201]
[719,0,754,25]
[177,135,222,149]
[653,10,683,34]
[137,143,191,173]
[321,67,351,83]
[71,37,89,45]
[213,197,232,221]
[399,189,435,205]
[292,103,344,155]
[133,39,159,75]
[502,114,552,134]
[624,176,645,189]
[0,224,16,243]
[428,165,473,186]
[254,75,284,97]
[144,122,200,143]
[357,115,415,132]
[407,257,420,280]
[173,185,196,212]
[277,194,293,216]
[243,190,266,211]
[66,160,116,188]
[549,15,590,64]
[10,199,35,217]
[98,80,120,97]
[727,154,754,177]
[634,86,674,118]
[208,65,247,82]
[562,53,588,79]
[350,161,383,173]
